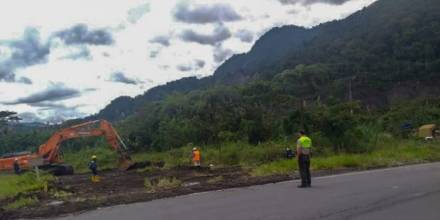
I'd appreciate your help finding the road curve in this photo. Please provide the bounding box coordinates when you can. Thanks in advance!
[49,162,440,220]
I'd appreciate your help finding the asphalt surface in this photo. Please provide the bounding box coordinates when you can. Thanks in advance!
[49,163,440,220]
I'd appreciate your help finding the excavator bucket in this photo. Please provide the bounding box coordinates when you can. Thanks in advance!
[119,158,137,170]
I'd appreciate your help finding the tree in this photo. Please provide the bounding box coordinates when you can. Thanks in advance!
[0,111,20,132]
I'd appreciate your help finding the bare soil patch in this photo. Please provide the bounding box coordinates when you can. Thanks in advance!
[1,165,291,220]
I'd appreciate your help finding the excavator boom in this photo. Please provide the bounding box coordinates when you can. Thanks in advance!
[0,120,134,173]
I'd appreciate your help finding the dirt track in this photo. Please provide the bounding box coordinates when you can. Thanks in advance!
[0,166,291,220]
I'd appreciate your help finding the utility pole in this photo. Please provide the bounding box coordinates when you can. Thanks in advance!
[349,78,353,102]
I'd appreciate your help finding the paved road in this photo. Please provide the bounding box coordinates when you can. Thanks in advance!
[51,163,440,220]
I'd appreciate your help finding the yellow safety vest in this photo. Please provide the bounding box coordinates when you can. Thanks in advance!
[299,136,312,148]
[298,136,312,155]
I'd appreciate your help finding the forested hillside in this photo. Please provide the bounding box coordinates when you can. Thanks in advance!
[111,0,440,152]
[91,0,440,122]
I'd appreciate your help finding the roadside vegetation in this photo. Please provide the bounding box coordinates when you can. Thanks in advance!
[62,145,119,173]
[252,139,440,176]
[144,177,182,192]
[62,135,440,178]
[0,172,52,200]
[0,172,53,211]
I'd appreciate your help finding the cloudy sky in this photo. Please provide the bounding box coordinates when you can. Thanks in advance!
[0,0,376,123]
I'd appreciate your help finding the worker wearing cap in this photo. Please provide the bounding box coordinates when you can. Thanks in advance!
[13,158,21,175]
[192,147,201,167]
[89,155,100,183]
[297,130,312,188]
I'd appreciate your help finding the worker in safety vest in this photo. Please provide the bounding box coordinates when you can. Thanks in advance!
[296,130,312,188]
[192,147,201,167]
[89,155,100,183]
[13,158,21,175]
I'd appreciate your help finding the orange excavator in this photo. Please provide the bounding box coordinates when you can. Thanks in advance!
[0,120,135,175]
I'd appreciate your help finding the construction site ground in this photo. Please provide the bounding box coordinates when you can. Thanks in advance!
[0,165,287,219]
[0,164,359,220]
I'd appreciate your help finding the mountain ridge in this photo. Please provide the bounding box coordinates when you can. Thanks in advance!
[87,0,440,122]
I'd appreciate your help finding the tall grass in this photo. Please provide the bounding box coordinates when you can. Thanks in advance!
[0,172,53,199]
[63,147,119,173]
[132,141,289,168]
[252,138,440,176]
[63,136,440,178]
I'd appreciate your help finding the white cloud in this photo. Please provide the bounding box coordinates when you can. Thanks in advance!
[0,0,377,122]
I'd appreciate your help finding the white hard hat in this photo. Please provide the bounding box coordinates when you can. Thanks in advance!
[193,147,197,151]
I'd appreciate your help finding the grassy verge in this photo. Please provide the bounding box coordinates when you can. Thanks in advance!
[63,137,440,179]
[0,172,53,211]
[0,172,53,200]
[252,140,440,176]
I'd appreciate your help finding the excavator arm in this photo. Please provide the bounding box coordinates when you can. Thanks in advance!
[37,120,134,170]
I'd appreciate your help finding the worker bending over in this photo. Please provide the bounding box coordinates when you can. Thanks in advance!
[297,130,312,188]
[192,147,201,167]
[89,155,100,183]
[286,148,294,159]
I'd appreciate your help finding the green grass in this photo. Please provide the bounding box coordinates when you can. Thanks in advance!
[0,172,53,200]
[252,140,440,176]
[62,137,440,180]
[64,142,284,173]
[157,177,182,189]
[63,147,119,173]
[144,177,154,192]
[3,196,38,210]
[132,141,289,168]
[144,177,182,192]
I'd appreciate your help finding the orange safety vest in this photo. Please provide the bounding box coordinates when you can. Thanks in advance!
[192,150,201,161]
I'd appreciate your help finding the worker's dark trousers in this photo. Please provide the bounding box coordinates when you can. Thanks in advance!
[298,155,311,186]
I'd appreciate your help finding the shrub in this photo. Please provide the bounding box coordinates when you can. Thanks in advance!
[156,177,182,189]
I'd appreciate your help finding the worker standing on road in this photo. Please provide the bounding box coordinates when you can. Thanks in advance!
[192,147,201,167]
[89,155,100,183]
[297,130,312,188]
[13,158,21,175]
